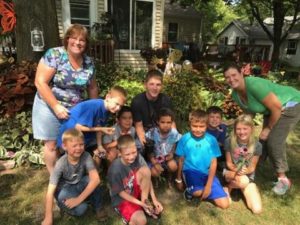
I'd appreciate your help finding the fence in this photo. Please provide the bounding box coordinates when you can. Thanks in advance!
[89,39,114,65]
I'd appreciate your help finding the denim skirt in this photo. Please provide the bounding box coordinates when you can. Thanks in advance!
[32,93,61,141]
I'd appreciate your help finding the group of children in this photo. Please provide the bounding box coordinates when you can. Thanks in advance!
[42,74,263,225]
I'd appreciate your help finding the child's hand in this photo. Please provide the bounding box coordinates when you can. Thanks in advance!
[102,127,115,135]
[224,170,236,182]
[154,163,164,172]
[152,200,163,214]
[64,197,81,209]
[201,185,212,200]
[94,146,106,159]
[237,166,248,176]
[165,153,174,161]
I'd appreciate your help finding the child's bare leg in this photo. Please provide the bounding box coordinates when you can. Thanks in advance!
[214,197,230,209]
[129,210,147,225]
[44,140,59,174]
[167,159,178,173]
[228,175,250,189]
[241,183,262,214]
[151,166,162,177]
[136,166,151,202]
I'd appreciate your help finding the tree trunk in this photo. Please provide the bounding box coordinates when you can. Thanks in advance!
[14,0,60,62]
[271,0,285,64]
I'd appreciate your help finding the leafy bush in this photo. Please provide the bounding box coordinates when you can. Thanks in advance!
[0,111,43,166]
[115,79,144,105]
[0,61,37,117]
[94,62,146,97]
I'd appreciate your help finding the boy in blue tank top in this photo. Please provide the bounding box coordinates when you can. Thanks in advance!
[175,109,229,209]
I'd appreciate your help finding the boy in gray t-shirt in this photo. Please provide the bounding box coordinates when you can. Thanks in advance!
[42,129,106,225]
[107,135,163,224]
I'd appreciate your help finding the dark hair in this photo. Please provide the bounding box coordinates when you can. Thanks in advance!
[222,62,242,74]
[207,106,223,116]
[117,106,132,119]
[157,107,175,121]
[145,69,163,83]
[117,134,136,150]
[189,109,208,123]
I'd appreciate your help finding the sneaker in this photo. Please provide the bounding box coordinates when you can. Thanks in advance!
[183,189,193,202]
[272,177,291,195]
[96,208,108,222]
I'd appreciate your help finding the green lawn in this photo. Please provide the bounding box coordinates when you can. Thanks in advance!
[1,126,300,225]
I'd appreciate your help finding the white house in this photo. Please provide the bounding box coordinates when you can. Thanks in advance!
[55,0,202,69]
[217,19,300,67]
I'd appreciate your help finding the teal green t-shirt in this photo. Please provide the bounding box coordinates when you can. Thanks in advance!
[232,76,300,115]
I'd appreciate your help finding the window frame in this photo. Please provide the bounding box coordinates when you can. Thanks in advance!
[61,0,98,32]
[286,39,298,55]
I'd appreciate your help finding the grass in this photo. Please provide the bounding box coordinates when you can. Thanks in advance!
[1,127,300,225]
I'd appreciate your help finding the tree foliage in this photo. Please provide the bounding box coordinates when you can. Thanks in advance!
[171,0,239,43]
[227,0,300,63]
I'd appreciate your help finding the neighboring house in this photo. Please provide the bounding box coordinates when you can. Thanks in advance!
[55,0,202,69]
[217,19,300,67]
[264,16,300,67]
[217,20,273,62]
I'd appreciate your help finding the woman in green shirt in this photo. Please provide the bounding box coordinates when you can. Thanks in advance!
[223,63,300,195]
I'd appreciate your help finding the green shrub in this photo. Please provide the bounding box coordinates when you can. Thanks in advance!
[94,62,146,97]
[0,111,43,166]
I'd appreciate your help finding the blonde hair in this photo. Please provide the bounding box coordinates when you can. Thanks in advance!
[189,109,208,124]
[62,128,84,144]
[230,114,256,154]
[117,134,136,151]
[63,24,89,52]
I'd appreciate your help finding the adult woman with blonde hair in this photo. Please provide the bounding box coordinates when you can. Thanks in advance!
[32,24,99,173]
[223,63,300,195]
[223,114,262,214]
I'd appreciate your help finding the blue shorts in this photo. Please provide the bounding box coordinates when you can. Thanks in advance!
[183,169,227,200]
[32,93,62,140]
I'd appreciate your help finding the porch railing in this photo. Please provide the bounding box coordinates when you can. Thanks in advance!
[89,39,114,65]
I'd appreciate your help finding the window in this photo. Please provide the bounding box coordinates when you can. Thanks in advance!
[240,38,246,45]
[108,0,153,49]
[235,37,240,45]
[168,23,178,42]
[61,0,97,32]
[70,0,90,27]
[287,40,298,55]
[224,37,228,45]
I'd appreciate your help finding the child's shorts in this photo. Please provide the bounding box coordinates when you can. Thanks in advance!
[183,169,227,200]
[114,171,143,223]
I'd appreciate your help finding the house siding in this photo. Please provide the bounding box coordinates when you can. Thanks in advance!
[218,24,248,45]
[55,0,64,39]
[163,16,201,44]
[55,0,164,70]
[280,40,300,67]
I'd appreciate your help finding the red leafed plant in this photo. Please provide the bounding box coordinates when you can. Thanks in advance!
[0,61,37,117]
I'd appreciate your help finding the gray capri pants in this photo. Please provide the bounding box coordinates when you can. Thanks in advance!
[264,103,300,173]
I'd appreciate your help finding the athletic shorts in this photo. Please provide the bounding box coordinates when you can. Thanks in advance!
[115,171,142,223]
[183,169,227,200]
